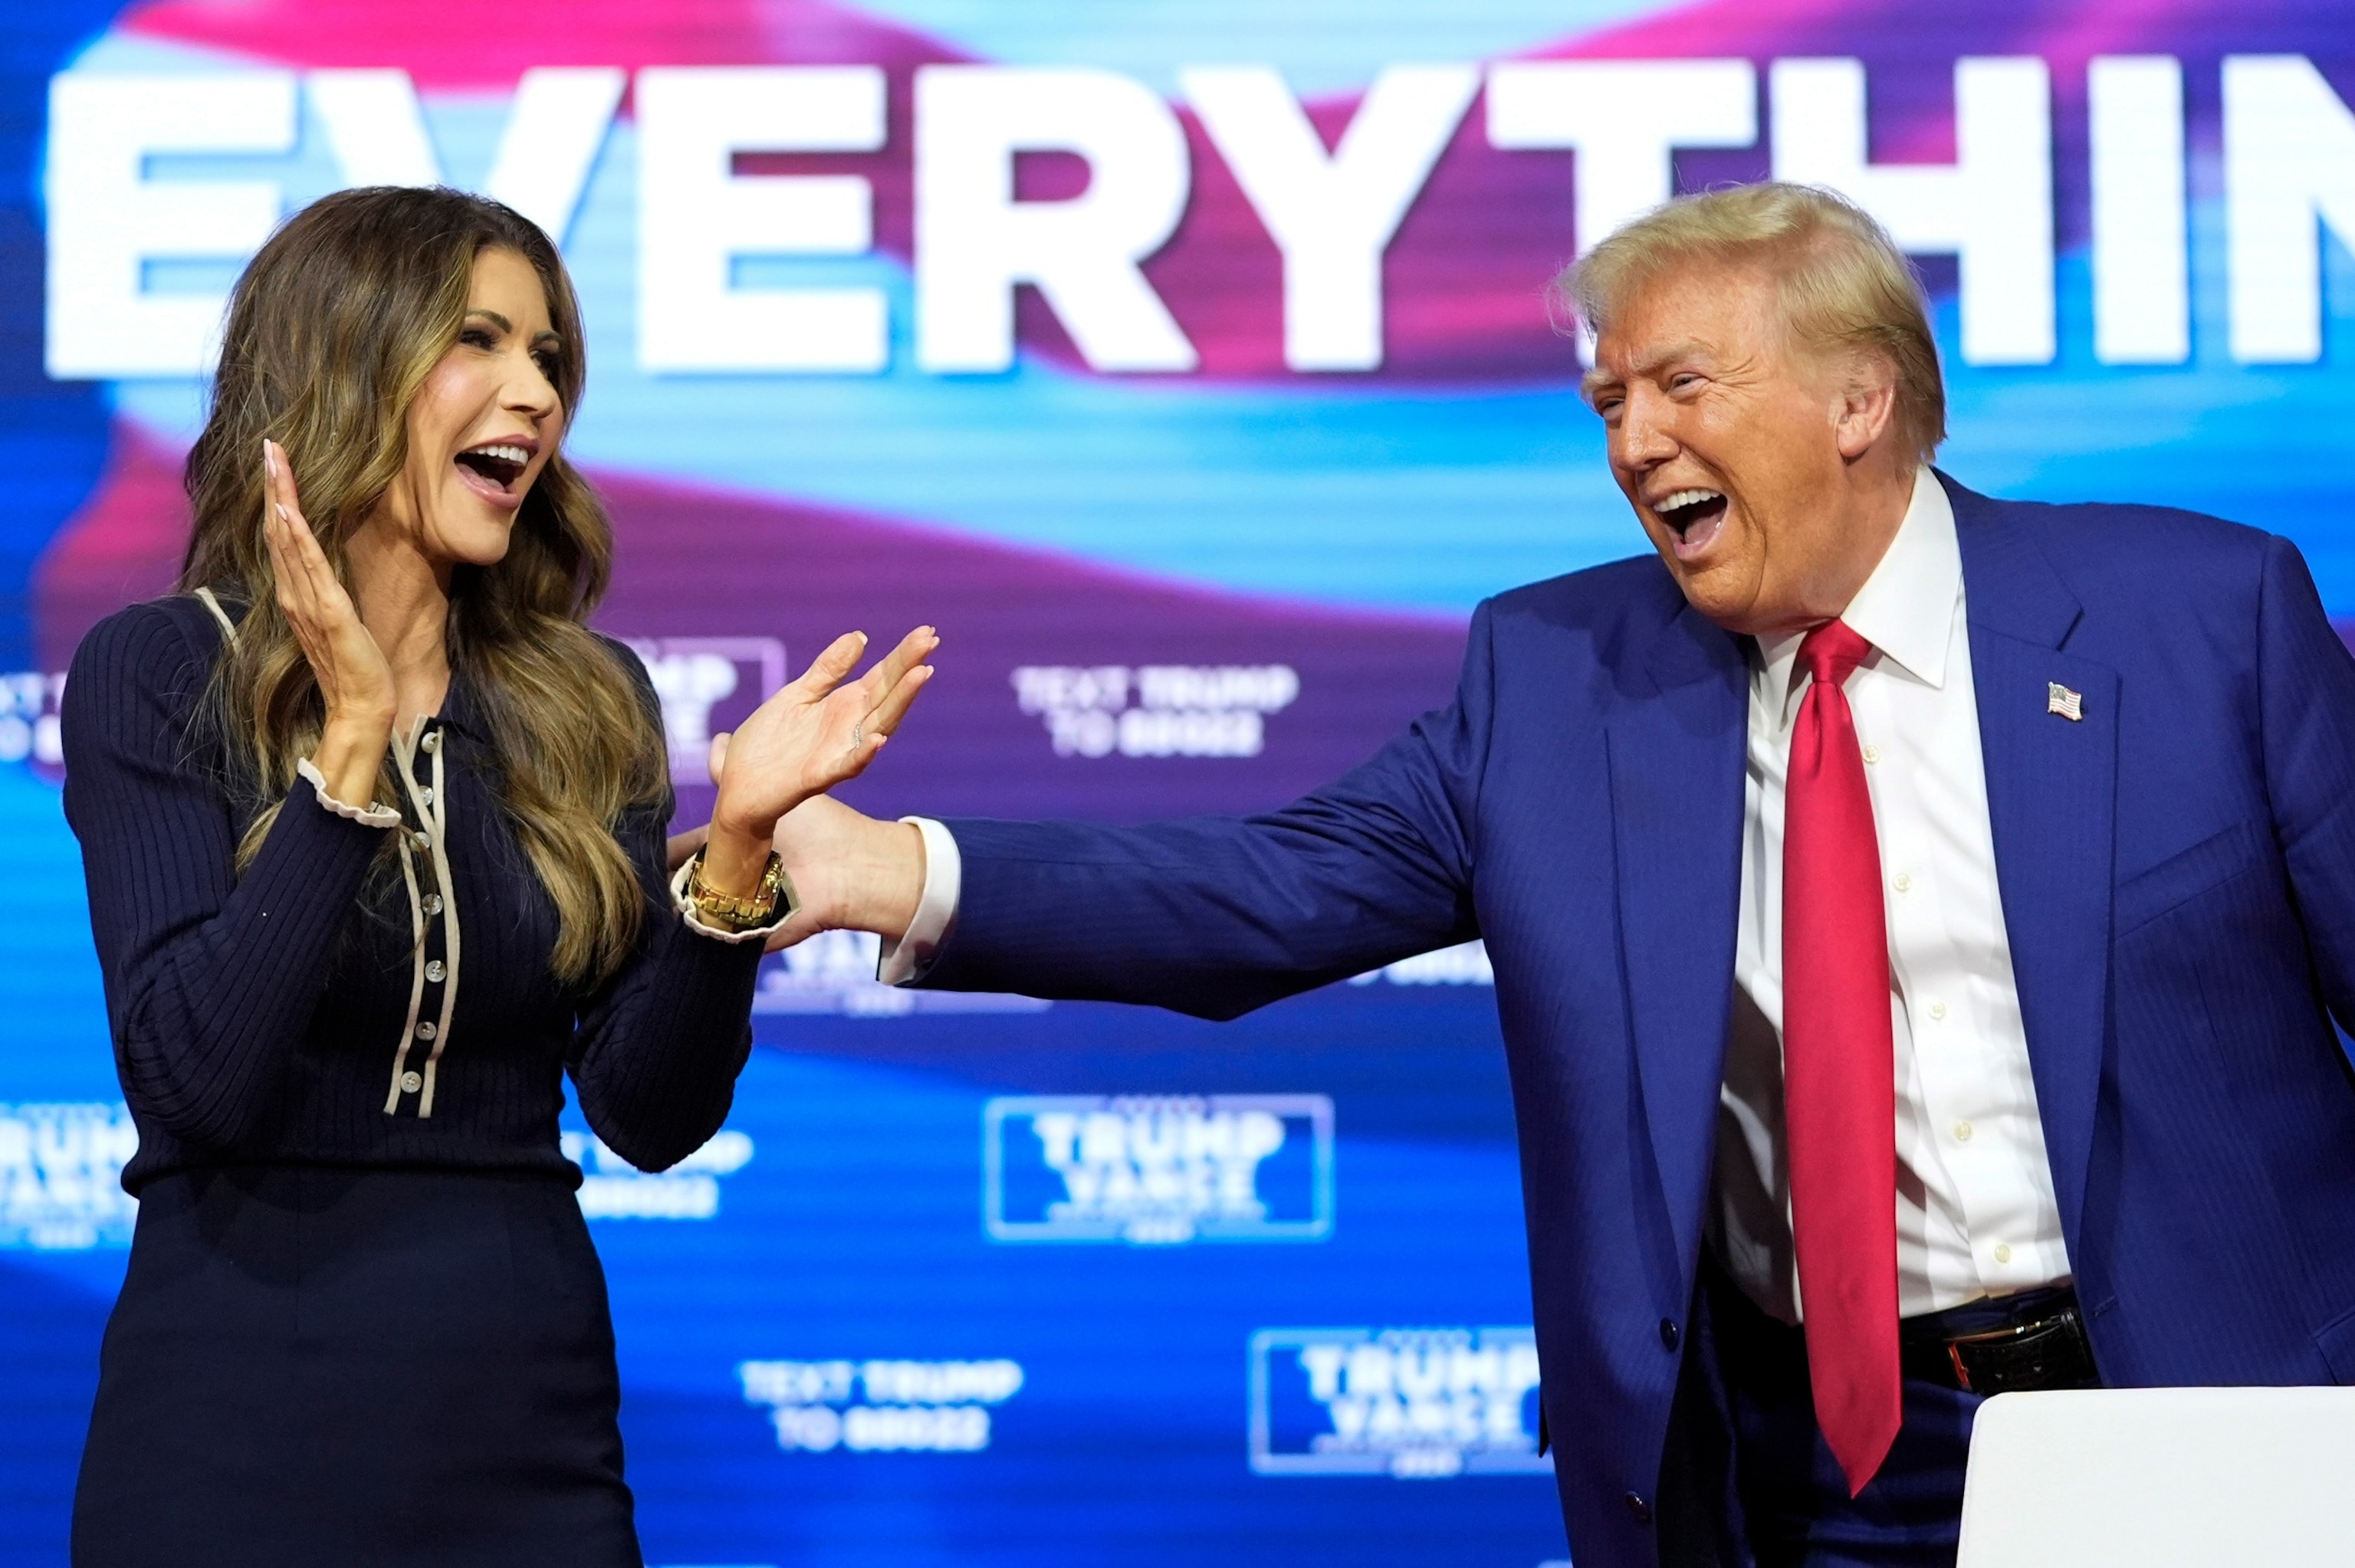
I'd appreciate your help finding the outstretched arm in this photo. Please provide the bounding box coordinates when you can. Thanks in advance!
[746,602,1499,1021]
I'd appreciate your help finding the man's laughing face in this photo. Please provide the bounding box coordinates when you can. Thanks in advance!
[1585,260,1884,638]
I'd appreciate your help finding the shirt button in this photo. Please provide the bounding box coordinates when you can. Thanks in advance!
[1928,999,1948,1022]
[423,894,443,917]
[1894,872,1912,894]
[1861,743,1881,765]
[412,832,432,851]
[1994,1242,2014,1265]
[418,787,434,806]
[399,1071,422,1094]
[1659,1319,1680,1350]
[1624,1491,1652,1524]
[425,960,447,982]
[421,731,441,753]
[1953,1120,1973,1142]
[416,1021,438,1042]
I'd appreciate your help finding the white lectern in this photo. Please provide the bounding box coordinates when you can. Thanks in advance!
[1956,1386,2355,1567]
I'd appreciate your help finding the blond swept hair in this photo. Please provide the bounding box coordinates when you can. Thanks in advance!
[1564,182,1946,461]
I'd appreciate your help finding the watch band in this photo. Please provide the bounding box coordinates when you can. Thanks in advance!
[685,849,787,932]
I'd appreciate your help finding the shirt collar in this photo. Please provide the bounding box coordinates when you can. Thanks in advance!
[1754,467,1960,720]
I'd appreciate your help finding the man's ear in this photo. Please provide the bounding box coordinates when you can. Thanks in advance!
[1834,350,1899,461]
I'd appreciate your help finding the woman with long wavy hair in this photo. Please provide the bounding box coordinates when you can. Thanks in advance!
[59,185,935,1566]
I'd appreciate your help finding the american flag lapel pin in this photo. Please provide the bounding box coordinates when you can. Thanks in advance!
[2047,681,2084,722]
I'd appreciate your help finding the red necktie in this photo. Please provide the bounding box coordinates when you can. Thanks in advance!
[1782,619,1901,1497]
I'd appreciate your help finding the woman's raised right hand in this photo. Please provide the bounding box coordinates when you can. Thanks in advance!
[262,439,396,802]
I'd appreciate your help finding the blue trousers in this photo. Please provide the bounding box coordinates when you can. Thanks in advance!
[1696,1265,1991,1567]
[1658,1262,2097,1567]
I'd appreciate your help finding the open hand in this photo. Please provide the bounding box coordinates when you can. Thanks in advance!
[696,627,937,896]
[262,439,395,801]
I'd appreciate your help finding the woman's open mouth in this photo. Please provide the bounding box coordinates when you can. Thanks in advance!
[453,441,531,505]
[1654,487,1729,560]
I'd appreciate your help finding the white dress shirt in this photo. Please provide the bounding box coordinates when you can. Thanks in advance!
[887,467,2071,1323]
[1717,469,2068,1322]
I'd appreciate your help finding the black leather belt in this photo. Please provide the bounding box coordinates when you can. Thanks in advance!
[1898,1288,2099,1395]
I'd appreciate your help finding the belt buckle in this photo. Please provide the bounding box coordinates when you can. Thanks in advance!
[1942,1308,2082,1395]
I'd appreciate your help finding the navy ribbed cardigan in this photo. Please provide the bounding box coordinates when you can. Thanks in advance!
[61,593,762,1195]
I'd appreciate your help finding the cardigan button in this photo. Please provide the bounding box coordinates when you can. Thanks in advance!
[423,894,443,917]
[425,960,446,982]
[421,730,441,753]
[399,1071,422,1094]
[1659,1319,1680,1351]
[1624,1491,1651,1524]
[412,832,432,851]
[416,1022,437,1042]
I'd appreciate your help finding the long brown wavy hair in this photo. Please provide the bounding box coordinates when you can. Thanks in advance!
[180,185,665,987]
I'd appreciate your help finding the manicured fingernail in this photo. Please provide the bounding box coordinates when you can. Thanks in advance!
[275,504,288,521]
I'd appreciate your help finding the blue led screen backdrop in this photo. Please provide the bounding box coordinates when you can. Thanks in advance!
[4,2,2355,1563]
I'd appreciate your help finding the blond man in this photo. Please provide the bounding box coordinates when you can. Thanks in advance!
[739,184,2355,1566]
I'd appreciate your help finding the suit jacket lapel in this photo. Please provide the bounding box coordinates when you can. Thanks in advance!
[1607,592,1749,1278]
[1948,474,2118,1247]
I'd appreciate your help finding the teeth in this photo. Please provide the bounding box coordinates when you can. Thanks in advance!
[1655,488,1723,513]
[466,444,529,465]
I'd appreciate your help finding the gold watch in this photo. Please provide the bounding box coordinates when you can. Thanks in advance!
[686,850,788,932]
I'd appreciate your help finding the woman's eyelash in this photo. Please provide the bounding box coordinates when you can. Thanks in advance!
[458,324,561,379]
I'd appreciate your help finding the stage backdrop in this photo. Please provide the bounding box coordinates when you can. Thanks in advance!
[4,2,2354,1563]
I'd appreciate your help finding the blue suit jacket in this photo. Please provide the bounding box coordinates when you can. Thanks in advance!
[921,475,2355,1566]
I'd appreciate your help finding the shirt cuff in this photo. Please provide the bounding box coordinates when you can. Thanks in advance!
[295,757,402,828]
[670,853,801,945]
[879,817,960,986]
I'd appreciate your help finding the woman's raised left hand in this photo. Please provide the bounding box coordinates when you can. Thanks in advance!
[697,626,938,897]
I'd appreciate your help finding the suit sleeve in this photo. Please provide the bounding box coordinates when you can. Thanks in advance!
[61,603,392,1148]
[918,601,1497,1020]
[566,645,760,1172]
[2255,535,2355,1034]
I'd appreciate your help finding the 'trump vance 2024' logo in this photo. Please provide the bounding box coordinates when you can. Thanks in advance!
[1250,1327,1546,1478]
[984,1094,1332,1245]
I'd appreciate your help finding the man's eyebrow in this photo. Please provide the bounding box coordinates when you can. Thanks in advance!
[1582,336,1720,403]
[1627,338,1710,378]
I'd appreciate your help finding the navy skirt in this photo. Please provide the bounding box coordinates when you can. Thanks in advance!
[72,1166,640,1567]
